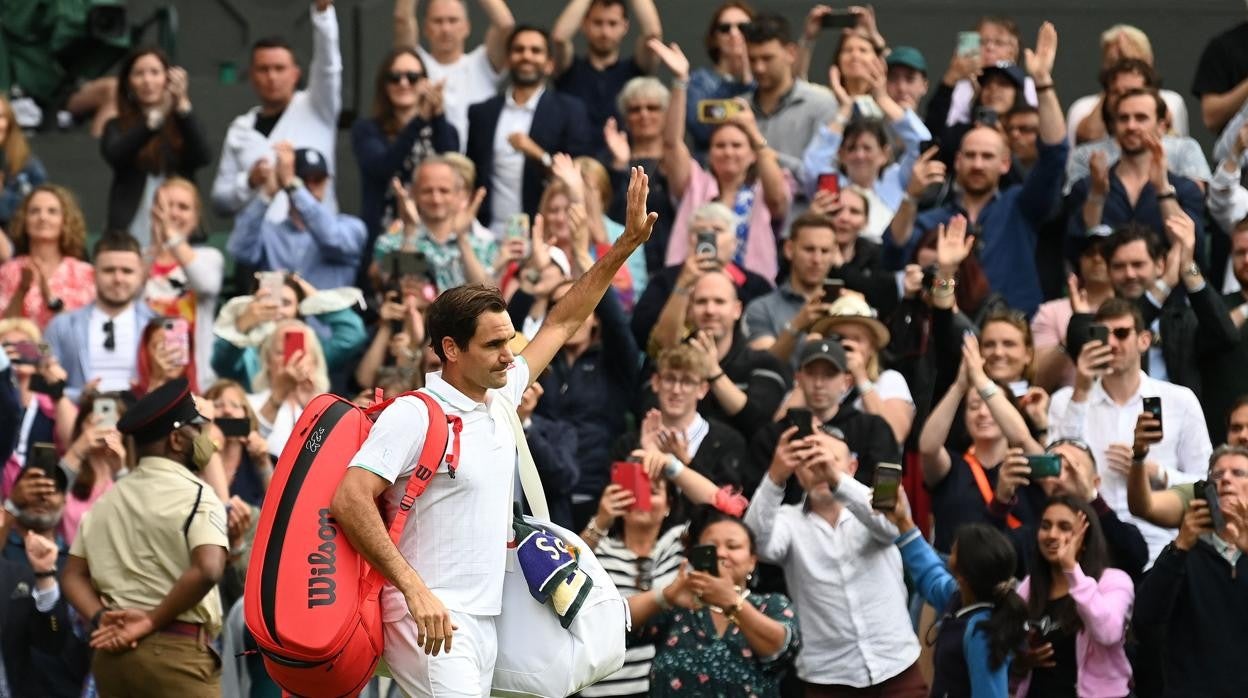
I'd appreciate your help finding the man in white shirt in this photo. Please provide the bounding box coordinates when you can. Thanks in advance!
[393,0,515,149]
[1049,297,1211,562]
[44,235,155,400]
[744,428,925,694]
[211,0,341,221]
[330,170,657,696]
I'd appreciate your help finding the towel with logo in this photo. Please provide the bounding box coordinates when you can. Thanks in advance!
[513,509,593,628]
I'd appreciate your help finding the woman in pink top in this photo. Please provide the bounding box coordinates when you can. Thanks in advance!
[0,185,95,330]
[59,392,129,544]
[1016,495,1134,697]
[652,40,792,283]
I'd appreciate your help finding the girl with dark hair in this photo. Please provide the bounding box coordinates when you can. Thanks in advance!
[134,316,198,397]
[100,48,212,241]
[884,486,1027,696]
[60,391,132,544]
[1015,496,1133,697]
[686,1,757,156]
[350,48,459,244]
[633,507,800,697]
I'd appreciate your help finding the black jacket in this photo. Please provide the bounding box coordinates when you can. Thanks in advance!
[1133,540,1248,697]
[829,237,900,320]
[1067,284,1237,400]
[630,264,775,351]
[525,413,579,530]
[0,560,90,697]
[100,111,213,231]
[466,88,593,225]
[704,333,792,441]
[747,405,900,502]
[1199,291,1248,444]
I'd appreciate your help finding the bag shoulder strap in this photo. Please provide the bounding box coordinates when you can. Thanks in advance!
[964,448,1021,530]
[493,393,550,521]
[374,391,458,545]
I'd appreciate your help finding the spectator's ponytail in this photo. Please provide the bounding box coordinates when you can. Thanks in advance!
[951,524,1027,669]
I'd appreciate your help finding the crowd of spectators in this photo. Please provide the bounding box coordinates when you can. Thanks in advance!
[3,0,1248,696]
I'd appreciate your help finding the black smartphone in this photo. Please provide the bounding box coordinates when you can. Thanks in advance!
[921,263,940,293]
[217,417,252,438]
[822,278,845,301]
[31,442,58,473]
[786,408,814,440]
[689,544,719,576]
[1087,324,1109,345]
[1025,454,1062,479]
[973,106,999,126]
[694,230,718,258]
[873,463,903,510]
[820,11,858,29]
[1142,397,1162,435]
[1195,480,1228,533]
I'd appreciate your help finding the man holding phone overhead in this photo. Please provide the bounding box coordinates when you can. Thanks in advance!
[745,427,927,694]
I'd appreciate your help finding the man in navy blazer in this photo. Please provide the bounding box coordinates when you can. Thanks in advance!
[43,234,154,401]
[466,25,593,235]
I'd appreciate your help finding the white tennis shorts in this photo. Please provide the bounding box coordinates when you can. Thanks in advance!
[383,611,498,698]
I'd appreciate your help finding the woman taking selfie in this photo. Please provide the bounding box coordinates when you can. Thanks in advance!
[100,48,212,241]
[686,2,757,157]
[629,508,800,697]
[1014,496,1133,697]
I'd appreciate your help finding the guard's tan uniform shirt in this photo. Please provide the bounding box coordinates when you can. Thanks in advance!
[69,456,229,637]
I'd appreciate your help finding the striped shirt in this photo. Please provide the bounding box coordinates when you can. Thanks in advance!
[581,525,687,697]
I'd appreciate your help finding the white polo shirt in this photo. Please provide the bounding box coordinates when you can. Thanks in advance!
[417,44,502,152]
[1048,371,1212,563]
[352,358,530,619]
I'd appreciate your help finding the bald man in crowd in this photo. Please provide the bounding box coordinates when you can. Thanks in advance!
[882,22,1069,317]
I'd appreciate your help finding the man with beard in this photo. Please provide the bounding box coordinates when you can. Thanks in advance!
[885,22,1068,317]
[466,26,593,235]
[1064,222,1236,401]
[551,0,663,153]
[666,271,791,442]
[61,378,229,695]
[44,234,154,400]
[0,464,91,697]
[1069,88,1206,252]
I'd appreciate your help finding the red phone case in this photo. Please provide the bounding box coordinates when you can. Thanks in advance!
[283,331,306,364]
[817,173,841,196]
[611,462,652,512]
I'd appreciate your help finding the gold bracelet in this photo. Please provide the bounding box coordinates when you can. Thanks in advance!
[723,598,745,624]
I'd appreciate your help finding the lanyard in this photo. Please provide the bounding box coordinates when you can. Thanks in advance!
[965,447,1021,529]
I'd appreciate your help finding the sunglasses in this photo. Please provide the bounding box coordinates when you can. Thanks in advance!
[635,556,655,592]
[103,319,116,351]
[1107,327,1134,340]
[716,21,751,34]
[627,103,663,114]
[386,71,424,85]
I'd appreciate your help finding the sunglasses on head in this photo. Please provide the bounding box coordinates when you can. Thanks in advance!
[386,71,424,85]
[716,21,751,34]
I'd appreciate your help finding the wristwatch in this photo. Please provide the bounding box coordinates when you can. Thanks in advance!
[540,152,553,168]
[284,177,304,194]
[1184,262,1201,278]
[522,268,541,284]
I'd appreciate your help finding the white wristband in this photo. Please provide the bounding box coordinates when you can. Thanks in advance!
[858,381,876,396]
[664,455,685,480]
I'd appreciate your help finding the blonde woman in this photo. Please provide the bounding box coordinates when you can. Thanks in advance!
[246,319,330,459]
[0,96,48,233]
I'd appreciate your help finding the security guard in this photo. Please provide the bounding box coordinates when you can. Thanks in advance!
[60,377,229,697]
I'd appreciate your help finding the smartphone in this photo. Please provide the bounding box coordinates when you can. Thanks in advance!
[282,330,306,365]
[93,397,119,430]
[392,251,431,280]
[872,462,903,510]
[689,544,718,576]
[822,278,845,301]
[611,461,652,512]
[921,263,940,293]
[786,407,814,440]
[1142,396,1162,430]
[973,106,999,127]
[30,442,58,474]
[505,213,530,240]
[957,31,981,57]
[696,99,744,125]
[8,340,42,365]
[257,270,285,300]
[1087,324,1109,344]
[1025,454,1062,479]
[821,10,858,29]
[816,172,841,197]
[217,417,252,438]
[694,230,718,258]
[162,317,190,367]
[1195,480,1228,533]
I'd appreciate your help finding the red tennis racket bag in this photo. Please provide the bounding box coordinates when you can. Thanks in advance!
[244,390,456,697]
